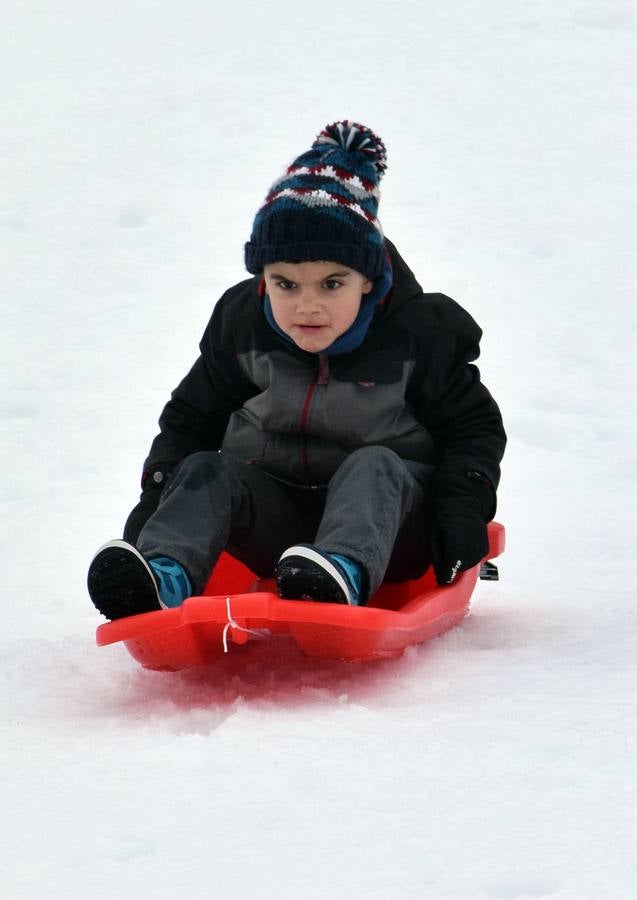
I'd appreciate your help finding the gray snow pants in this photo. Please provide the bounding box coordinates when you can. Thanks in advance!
[137,447,433,602]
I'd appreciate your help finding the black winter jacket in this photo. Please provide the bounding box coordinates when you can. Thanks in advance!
[141,239,506,503]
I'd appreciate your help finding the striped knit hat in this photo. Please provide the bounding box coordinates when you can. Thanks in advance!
[244,120,388,280]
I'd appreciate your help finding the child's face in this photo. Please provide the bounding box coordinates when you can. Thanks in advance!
[263,260,373,353]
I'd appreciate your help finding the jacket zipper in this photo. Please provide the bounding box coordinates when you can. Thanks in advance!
[299,354,329,470]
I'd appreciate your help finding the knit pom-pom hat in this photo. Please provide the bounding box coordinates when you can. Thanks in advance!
[245,120,388,280]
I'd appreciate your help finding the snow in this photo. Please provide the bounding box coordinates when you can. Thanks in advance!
[2,0,636,896]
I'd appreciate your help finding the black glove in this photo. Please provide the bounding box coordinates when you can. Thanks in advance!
[122,464,175,544]
[430,470,495,585]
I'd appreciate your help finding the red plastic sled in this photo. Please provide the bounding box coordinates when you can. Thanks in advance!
[96,522,504,669]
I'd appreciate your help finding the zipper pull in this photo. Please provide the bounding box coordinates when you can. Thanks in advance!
[317,353,330,385]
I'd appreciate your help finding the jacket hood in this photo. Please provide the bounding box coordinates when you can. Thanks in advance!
[381,237,424,313]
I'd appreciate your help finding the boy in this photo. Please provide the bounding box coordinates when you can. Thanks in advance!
[87,120,506,618]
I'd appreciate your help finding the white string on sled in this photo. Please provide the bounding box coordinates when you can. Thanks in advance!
[222,596,266,653]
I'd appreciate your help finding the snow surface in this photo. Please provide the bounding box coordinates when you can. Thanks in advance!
[2,1,636,897]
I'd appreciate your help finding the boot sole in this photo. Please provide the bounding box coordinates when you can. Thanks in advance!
[87,540,161,620]
[275,545,352,604]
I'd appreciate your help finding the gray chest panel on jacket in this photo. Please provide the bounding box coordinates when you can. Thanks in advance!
[221,348,434,484]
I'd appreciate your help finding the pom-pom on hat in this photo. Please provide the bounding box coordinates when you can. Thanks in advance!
[245,120,388,280]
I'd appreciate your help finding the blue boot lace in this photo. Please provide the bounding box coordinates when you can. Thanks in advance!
[329,553,363,606]
[148,557,192,608]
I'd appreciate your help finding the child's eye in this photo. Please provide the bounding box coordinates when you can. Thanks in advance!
[323,280,343,291]
[276,280,296,291]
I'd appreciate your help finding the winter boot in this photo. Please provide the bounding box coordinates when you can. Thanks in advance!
[87,541,192,620]
[275,544,364,605]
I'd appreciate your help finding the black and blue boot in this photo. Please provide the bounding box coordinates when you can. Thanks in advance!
[275,544,364,606]
[87,540,192,620]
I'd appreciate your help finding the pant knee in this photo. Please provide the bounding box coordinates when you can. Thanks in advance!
[175,451,219,473]
[338,445,407,476]
[168,450,246,494]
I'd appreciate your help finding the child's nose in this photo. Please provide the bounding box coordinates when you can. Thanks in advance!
[296,289,321,312]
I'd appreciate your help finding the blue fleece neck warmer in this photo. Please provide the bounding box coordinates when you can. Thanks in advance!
[263,255,393,355]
